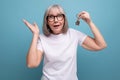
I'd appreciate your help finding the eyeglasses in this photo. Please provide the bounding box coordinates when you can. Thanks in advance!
[47,14,64,22]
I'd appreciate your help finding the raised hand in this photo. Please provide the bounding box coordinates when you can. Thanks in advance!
[77,11,92,24]
[23,19,40,36]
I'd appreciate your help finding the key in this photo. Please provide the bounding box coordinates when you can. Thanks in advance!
[75,14,80,26]
[75,20,80,25]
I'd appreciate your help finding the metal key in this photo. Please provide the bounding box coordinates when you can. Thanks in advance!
[75,14,80,26]
[75,19,80,25]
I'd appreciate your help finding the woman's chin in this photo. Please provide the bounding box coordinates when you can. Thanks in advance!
[53,30,62,35]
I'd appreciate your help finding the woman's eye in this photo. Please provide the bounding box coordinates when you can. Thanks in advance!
[58,14,62,17]
[49,16,54,18]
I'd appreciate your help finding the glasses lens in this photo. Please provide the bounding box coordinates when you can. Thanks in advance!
[47,15,54,22]
[57,14,64,21]
[47,14,64,22]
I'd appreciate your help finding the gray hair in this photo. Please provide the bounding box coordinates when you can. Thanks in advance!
[42,4,69,36]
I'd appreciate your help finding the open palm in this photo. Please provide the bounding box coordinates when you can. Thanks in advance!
[23,19,40,35]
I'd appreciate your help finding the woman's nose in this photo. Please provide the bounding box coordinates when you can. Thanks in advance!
[54,17,58,22]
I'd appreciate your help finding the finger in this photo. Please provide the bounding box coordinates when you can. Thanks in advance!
[78,11,86,16]
[79,14,86,19]
[23,19,34,29]
[23,19,29,25]
[23,19,31,26]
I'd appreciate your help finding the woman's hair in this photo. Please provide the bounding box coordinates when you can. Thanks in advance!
[42,4,69,36]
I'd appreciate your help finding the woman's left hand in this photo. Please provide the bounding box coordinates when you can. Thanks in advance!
[78,11,92,24]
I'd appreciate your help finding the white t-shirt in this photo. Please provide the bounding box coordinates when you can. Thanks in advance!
[37,28,87,80]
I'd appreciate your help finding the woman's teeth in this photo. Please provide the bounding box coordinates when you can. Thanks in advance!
[54,25,59,27]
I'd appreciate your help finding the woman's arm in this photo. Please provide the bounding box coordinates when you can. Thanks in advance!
[78,11,107,51]
[23,19,43,68]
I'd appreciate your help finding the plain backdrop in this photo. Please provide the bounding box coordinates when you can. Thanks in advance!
[0,0,120,80]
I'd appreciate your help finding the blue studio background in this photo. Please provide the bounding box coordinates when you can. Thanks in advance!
[0,0,120,80]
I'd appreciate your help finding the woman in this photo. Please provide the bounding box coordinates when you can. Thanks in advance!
[23,4,107,80]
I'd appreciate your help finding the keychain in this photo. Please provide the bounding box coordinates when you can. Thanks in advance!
[75,14,80,26]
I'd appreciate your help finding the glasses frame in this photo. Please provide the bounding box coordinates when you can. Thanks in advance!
[47,14,65,22]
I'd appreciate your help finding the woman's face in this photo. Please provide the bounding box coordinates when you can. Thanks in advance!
[47,8,65,35]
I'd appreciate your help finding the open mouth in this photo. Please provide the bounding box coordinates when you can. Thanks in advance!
[53,25,60,28]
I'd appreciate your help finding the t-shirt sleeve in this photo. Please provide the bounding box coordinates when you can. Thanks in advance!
[74,29,87,46]
[37,36,43,52]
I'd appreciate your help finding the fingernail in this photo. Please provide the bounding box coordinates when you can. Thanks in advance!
[23,19,26,22]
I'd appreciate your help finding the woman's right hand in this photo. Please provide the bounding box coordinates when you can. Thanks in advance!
[23,19,40,36]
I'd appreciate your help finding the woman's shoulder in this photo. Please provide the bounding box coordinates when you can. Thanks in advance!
[68,28,86,36]
[68,28,79,33]
[68,28,75,31]
[39,33,47,39]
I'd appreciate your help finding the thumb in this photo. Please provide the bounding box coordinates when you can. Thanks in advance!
[33,22,38,28]
[33,22,40,32]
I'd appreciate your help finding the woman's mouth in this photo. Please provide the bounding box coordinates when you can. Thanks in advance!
[53,25,60,28]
